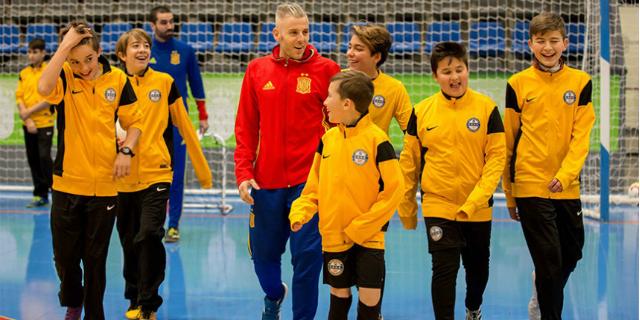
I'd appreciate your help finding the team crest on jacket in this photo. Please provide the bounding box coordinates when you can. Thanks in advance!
[429,226,443,241]
[296,73,311,94]
[352,149,368,166]
[563,90,576,105]
[104,88,116,102]
[466,117,480,132]
[170,50,180,65]
[148,89,161,102]
[327,259,344,276]
[372,95,385,108]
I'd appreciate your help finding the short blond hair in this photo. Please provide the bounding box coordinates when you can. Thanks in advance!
[530,12,566,39]
[275,2,307,24]
[351,24,392,67]
[115,28,151,63]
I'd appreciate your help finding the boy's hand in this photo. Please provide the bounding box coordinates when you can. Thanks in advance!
[113,153,132,179]
[24,118,37,134]
[548,178,563,193]
[60,26,93,50]
[239,179,260,205]
[291,222,302,232]
[508,207,520,221]
[19,108,32,120]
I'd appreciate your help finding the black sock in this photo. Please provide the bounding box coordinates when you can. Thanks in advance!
[357,300,381,320]
[329,294,352,320]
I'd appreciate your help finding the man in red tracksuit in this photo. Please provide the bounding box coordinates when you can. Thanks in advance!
[234,3,340,319]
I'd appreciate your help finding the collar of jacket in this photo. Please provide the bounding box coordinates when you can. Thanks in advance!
[339,112,371,138]
[270,44,316,64]
[152,36,175,50]
[436,89,471,107]
[125,65,151,78]
[531,61,569,79]
[531,56,565,75]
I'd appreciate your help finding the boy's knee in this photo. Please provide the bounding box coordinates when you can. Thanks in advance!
[357,287,380,307]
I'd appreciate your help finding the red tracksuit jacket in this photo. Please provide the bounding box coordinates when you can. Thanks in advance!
[234,44,341,189]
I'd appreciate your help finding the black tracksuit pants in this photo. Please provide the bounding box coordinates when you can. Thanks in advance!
[516,197,584,320]
[116,183,170,312]
[424,217,492,320]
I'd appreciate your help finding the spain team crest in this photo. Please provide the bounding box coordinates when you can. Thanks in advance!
[296,74,311,94]
[170,50,180,65]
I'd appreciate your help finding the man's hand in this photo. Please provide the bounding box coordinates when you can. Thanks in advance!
[291,222,303,232]
[239,179,260,205]
[24,118,37,134]
[199,120,209,135]
[548,178,563,193]
[508,207,520,221]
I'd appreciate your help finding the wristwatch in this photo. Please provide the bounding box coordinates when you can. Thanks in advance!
[119,146,135,157]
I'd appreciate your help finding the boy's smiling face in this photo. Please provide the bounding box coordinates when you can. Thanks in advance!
[529,30,568,68]
[433,56,468,98]
[67,44,101,80]
[324,80,350,124]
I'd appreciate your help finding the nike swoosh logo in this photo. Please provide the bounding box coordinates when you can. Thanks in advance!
[322,154,330,159]
[426,126,438,131]
[577,210,582,216]
[71,90,83,94]
[157,187,167,192]
[107,205,115,211]
[526,97,536,102]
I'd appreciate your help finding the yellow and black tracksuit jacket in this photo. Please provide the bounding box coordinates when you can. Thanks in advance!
[398,89,506,228]
[16,62,55,128]
[370,71,412,134]
[503,66,595,207]
[342,69,412,135]
[44,56,143,197]
[289,114,404,252]
[116,67,212,192]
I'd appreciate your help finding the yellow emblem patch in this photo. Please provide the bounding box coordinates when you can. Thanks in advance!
[249,213,255,228]
[296,73,311,94]
[170,51,180,65]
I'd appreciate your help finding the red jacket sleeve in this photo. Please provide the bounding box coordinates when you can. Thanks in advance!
[234,64,260,186]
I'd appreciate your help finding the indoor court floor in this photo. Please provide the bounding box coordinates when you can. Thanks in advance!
[0,190,637,319]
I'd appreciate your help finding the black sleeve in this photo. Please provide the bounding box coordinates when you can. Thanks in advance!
[376,141,397,164]
[60,70,67,96]
[487,106,505,134]
[168,81,181,105]
[578,80,592,106]
[505,83,520,113]
[119,77,137,106]
[316,139,324,155]
[406,109,418,136]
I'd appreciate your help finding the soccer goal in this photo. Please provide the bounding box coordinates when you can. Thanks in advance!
[0,0,636,220]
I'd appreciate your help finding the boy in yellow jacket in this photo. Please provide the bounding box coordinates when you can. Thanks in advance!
[398,42,506,320]
[16,38,55,207]
[289,70,403,320]
[114,29,212,320]
[503,12,595,320]
[38,22,143,320]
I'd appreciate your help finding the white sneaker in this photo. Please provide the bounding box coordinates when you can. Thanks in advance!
[528,271,541,320]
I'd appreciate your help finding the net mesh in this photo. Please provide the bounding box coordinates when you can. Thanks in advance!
[0,0,637,216]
